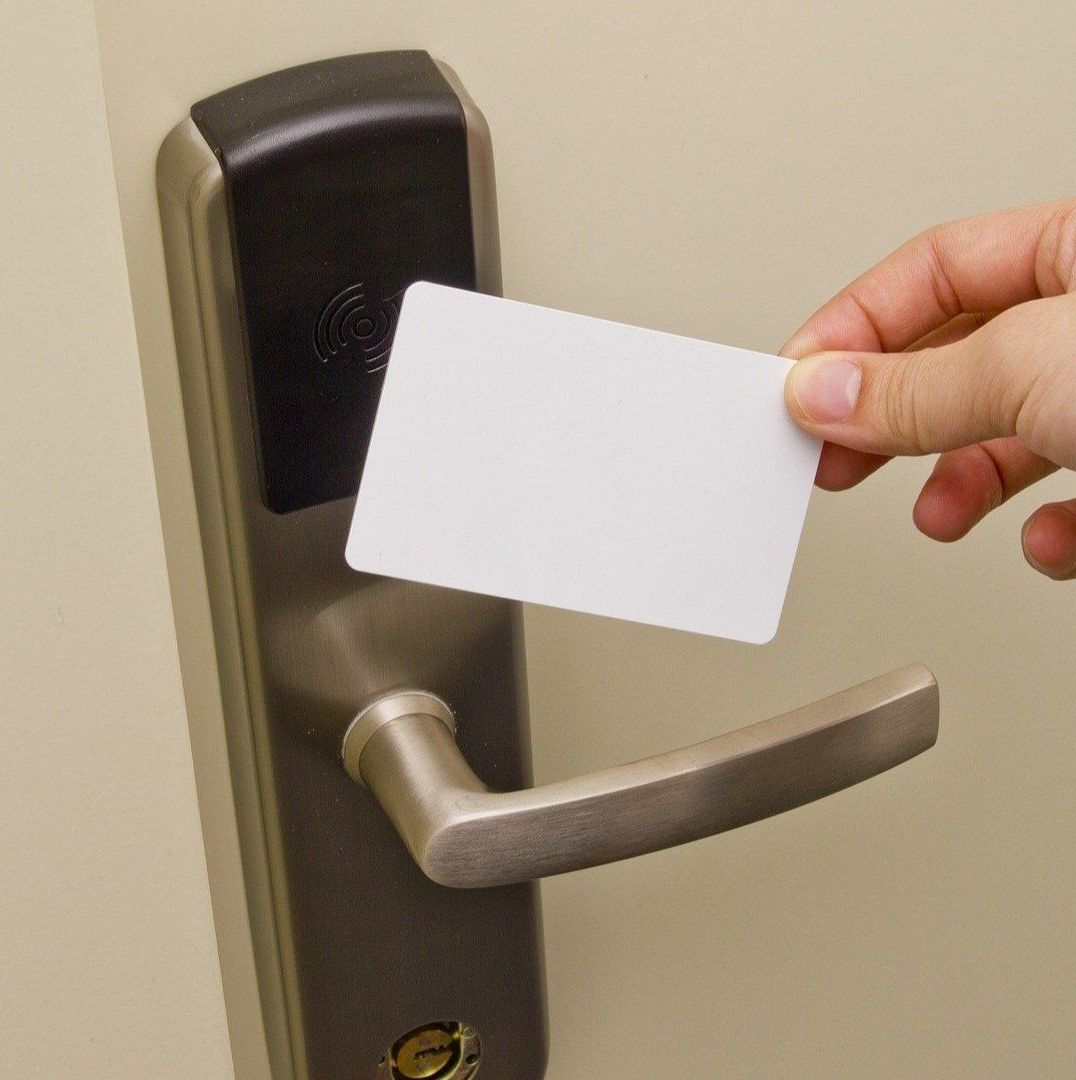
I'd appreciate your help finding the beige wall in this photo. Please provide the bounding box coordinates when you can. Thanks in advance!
[0,2,235,1079]
[42,1,1076,1077]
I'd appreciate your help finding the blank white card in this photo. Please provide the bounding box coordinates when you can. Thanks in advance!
[346,283,820,643]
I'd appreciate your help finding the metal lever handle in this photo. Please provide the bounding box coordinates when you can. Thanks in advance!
[342,665,938,888]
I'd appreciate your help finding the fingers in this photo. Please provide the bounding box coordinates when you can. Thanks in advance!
[1022,499,1076,579]
[779,201,1068,493]
[778,199,1076,565]
[781,199,1075,359]
[781,199,1076,494]
[814,442,889,491]
[908,311,995,350]
[913,438,1058,542]
[784,294,1076,468]
[798,314,998,492]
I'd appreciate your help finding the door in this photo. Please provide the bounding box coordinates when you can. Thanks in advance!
[0,3,234,1078]
[54,2,1076,1077]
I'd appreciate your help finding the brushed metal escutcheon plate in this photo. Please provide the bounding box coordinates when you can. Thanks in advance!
[158,51,547,1080]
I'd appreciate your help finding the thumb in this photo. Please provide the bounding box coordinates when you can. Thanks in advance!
[783,296,1076,466]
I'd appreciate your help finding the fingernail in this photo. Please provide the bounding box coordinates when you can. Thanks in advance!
[788,356,862,424]
[1022,516,1044,572]
[1022,511,1076,578]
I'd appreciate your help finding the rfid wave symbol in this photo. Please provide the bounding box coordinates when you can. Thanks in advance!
[313,283,402,374]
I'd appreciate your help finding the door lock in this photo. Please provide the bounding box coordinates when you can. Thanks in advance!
[158,49,938,1080]
[380,1022,481,1080]
[159,51,543,1080]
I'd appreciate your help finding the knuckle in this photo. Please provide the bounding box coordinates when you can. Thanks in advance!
[870,354,931,449]
[973,313,1022,425]
[981,297,1076,466]
[1019,368,1076,470]
[971,306,1042,431]
[1035,198,1076,296]
[967,442,1007,511]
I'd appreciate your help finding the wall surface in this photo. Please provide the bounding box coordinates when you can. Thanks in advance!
[0,2,235,1078]
[91,1,1075,1078]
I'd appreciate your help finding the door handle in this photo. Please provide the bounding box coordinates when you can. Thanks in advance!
[343,664,938,888]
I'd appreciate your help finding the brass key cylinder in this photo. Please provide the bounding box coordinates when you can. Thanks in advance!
[383,1021,481,1080]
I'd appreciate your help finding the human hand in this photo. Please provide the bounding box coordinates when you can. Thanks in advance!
[782,200,1076,580]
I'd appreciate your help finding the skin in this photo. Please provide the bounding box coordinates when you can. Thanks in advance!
[781,198,1076,581]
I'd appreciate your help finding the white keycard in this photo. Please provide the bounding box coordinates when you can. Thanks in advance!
[346,282,820,643]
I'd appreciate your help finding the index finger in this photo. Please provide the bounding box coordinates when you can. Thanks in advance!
[782,199,1069,359]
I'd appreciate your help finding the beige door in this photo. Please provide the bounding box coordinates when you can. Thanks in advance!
[8,2,1074,1078]
[0,3,234,1079]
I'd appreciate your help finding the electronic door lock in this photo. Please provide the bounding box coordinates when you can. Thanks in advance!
[158,50,939,1080]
